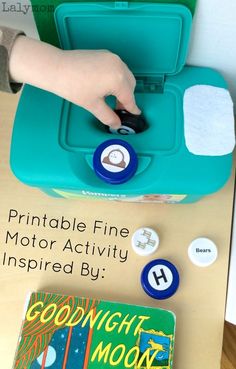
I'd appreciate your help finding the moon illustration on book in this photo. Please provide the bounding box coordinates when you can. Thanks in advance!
[37,346,56,367]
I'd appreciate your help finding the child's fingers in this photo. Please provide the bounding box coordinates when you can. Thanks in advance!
[116,89,141,115]
[116,101,125,110]
[88,99,121,128]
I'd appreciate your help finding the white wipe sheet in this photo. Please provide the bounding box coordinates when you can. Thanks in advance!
[184,85,235,156]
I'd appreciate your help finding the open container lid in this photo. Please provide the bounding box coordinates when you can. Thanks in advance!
[54,2,192,77]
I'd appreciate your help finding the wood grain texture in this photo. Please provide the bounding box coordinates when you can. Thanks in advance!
[222,322,236,369]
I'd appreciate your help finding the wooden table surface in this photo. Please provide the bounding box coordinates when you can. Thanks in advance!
[0,91,235,369]
[222,322,236,368]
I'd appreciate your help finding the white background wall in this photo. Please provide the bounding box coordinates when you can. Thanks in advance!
[0,0,236,108]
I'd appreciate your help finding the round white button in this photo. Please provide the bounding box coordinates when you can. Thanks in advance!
[148,264,173,290]
[109,125,136,135]
[132,227,159,256]
[101,144,130,173]
[188,237,218,267]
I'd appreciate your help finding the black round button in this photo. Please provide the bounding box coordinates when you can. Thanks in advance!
[108,109,147,135]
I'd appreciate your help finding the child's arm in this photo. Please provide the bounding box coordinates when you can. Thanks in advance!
[2,29,140,128]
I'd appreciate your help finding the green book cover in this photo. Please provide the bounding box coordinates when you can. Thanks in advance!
[13,291,176,369]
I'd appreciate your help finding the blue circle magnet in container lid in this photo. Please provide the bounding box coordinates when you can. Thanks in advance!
[141,259,180,299]
[93,139,138,184]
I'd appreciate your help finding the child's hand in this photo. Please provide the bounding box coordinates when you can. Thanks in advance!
[9,36,140,128]
[56,50,140,128]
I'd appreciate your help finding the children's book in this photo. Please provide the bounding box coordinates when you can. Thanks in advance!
[13,291,176,369]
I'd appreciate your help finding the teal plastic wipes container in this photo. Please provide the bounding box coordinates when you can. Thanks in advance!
[10,2,235,204]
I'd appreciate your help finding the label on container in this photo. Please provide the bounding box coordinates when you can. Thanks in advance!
[52,189,187,203]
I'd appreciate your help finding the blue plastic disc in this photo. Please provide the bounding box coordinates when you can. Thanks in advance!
[141,259,180,299]
[93,139,138,184]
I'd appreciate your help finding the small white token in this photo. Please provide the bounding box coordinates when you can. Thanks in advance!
[109,125,136,135]
[132,227,159,256]
[101,144,130,173]
[148,264,173,290]
[188,237,218,267]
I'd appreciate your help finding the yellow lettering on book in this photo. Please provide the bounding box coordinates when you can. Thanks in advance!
[109,344,126,366]
[137,348,160,369]
[26,301,44,321]
[96,310,110,330]
[41,303,57,323]
[105,312,122,332]
[91,342,160,369]
[124,346,140,368]
[117,314,137,335]
[81,309,103,328]
[65,306,84,327]
[91,341,111,363]
[134,315,150,336]
[54,305,71,326]
[25,301,150,336]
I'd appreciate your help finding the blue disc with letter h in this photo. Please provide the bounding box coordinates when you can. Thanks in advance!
[141,259,179,299]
